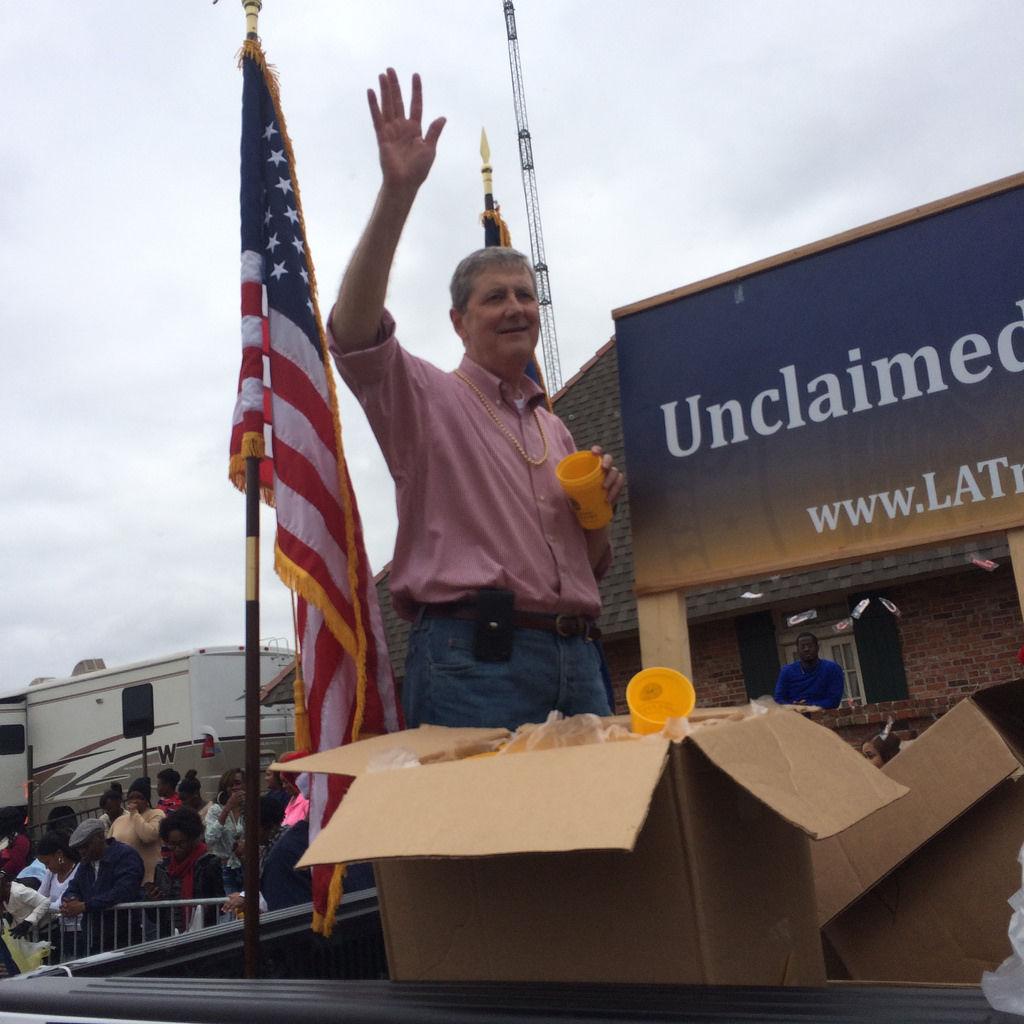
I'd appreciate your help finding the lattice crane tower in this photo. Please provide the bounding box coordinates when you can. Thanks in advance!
[503,0,563,394]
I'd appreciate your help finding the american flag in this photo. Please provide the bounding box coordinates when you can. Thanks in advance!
[229,40,401,936]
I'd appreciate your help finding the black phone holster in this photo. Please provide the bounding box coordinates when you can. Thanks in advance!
[472,588,516,662]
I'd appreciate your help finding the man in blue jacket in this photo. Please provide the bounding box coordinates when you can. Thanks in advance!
[62,818,144,954]
[773,632,845,709]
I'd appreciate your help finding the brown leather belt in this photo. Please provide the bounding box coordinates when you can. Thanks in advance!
[421,602,601,641]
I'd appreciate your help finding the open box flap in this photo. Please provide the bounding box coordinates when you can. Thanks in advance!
[300,737,671,866]
[971,679,1024,762]
[270,724,510,777]
[688,708,907,839]
[812,694,1022,924]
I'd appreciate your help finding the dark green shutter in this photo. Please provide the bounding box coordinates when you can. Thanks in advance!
[736,611,781,699]
[850,592,909,702]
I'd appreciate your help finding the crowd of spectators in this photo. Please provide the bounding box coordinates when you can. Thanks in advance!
[0,760,317,975]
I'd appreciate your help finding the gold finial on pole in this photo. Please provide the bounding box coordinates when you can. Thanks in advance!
[480,128,494,195]
[242,0,262,39]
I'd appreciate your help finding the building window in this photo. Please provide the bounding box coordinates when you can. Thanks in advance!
[827,638,865,705]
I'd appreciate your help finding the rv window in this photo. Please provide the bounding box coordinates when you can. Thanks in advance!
[122,683,154,739]
[0,724,25,756]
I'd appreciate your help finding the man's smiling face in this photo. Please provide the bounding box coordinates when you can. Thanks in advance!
[451,265,539,381]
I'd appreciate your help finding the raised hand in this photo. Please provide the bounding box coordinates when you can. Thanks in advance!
[368,68,446,193]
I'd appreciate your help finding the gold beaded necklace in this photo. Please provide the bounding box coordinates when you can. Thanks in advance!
[453,369,549,467]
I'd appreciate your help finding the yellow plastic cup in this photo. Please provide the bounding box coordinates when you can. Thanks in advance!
[556,451,612,529]
[626,668,696,734]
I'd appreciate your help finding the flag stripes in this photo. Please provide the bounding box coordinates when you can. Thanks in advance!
[230,39,401,936]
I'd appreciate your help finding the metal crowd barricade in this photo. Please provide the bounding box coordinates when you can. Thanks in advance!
[29,898,232,965]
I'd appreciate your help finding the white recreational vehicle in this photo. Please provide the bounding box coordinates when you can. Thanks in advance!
[0,646,296,825]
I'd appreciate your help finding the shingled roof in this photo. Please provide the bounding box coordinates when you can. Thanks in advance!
[375,339,1011,673]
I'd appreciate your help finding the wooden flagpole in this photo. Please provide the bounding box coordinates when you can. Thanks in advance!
[241,0,264,983]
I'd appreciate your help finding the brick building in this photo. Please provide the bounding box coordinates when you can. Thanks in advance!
[375,340,1024,745]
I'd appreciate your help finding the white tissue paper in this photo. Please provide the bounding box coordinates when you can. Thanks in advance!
[981,841,1024,1014]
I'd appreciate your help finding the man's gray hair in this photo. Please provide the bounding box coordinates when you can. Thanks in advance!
[449,248,536,313]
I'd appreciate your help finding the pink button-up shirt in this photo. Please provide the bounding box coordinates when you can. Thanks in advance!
[331,312,607,621]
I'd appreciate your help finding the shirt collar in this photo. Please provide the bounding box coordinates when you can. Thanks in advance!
[457,354,545,409]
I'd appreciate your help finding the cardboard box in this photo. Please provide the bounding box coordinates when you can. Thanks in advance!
[811,680,1024,928]
[291,710,904,986]
[810,680,1024,984]
[823,774,1023,983]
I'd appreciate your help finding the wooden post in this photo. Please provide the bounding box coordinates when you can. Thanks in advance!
[1007,527,1024,621]
[637,589,692,677]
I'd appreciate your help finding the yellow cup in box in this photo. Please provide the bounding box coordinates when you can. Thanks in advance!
[626,667,696,734]
[556,451,612,529]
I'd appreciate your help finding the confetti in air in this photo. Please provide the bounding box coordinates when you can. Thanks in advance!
[787,609,817,626]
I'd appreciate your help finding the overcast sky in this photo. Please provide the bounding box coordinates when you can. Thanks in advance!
[3,1,1022,695]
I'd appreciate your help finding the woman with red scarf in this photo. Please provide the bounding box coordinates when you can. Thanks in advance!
[151,808,224,930]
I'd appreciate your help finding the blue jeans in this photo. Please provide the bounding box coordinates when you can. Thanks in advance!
[403,616,611,730]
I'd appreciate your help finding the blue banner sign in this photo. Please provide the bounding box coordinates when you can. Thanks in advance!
[614,176,1024,593]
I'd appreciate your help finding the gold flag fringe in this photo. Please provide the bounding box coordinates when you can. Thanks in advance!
[311,864,347,937]
[239,38,371,937]
[229,432,274,503]
[481,205,512,247]
[275,548,360,658]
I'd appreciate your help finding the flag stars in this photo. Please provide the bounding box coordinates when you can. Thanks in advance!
[264,207,273,226]
[267,149,286,167]
[275,177,293,196]
[291,236,305,256]
[300,267,309,284]
[284,206,299,225]
[270,261,288,281]
[266,233,281,253]
[263,122,278,141]
[307,299,314,313]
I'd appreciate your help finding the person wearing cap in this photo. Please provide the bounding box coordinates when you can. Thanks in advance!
[109,778,164,886]
[61,818,144,953]
[327,70,624,731]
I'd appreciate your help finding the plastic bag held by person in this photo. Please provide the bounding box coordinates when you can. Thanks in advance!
[1,921,49,975]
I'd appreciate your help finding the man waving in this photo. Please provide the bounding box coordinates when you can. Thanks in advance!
[328,70,624,730]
